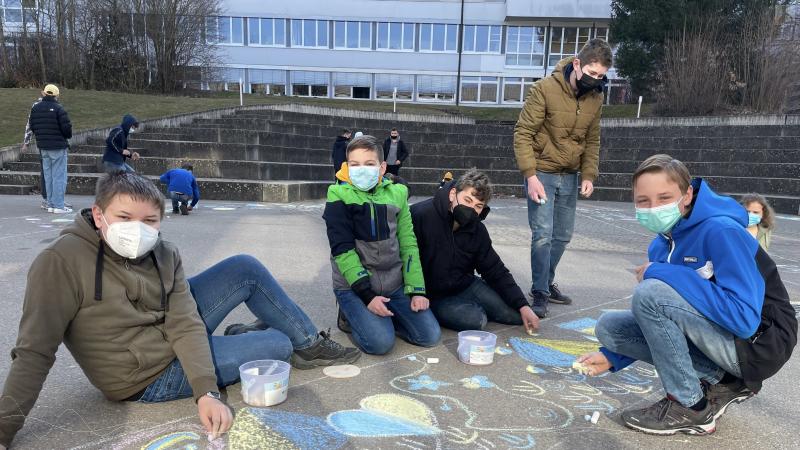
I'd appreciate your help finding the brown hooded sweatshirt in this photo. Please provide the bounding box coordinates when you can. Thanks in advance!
[0,209,217,446]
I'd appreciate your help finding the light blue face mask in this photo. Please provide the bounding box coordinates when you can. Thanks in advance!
[635,195,685,234]
[747,213,762,227]
[349,165,380,191]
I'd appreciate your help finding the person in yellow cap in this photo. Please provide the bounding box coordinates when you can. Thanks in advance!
[22,84,73,213]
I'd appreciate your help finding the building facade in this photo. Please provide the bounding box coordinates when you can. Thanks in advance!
[204,0,620,106]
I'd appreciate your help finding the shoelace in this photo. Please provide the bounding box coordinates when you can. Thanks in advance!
[319,329,345,352]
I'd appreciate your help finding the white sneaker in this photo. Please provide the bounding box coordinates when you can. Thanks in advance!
[47,207,54,213]
[52,207,73,214]
[40,201,48,209]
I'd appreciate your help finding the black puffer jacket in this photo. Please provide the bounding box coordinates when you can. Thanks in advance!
[410,182,528,309]
[28,96,72,150]
[331,135,349,172]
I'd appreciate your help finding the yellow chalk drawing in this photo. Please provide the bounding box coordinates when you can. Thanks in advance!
[360,393,436,427]
[581,327,596,336]
[228,409,299,450]
[521,338,600,357]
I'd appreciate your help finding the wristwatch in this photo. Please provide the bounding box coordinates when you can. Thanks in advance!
[204,391,222,401]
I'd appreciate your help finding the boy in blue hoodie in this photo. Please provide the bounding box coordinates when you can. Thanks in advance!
[103,114,140,173]
[160,163,200,215]
[578,155,796,436]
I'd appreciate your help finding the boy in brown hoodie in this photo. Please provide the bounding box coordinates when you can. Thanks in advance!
[0,172,359,447]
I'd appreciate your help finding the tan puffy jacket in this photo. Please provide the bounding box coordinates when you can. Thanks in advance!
[513,56,603,181]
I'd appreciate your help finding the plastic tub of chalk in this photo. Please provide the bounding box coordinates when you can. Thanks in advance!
[239,360,291,407]
[456,331,497,365]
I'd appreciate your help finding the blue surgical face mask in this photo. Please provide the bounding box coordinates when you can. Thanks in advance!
[747,213,762,227]
[635,196,685,234]
[349,165,381,191]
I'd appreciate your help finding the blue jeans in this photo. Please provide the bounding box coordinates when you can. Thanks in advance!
[137,255,319,403]
[526,171,578,294]
[170,191,193,210]
[103,160,135,173]
[41,149,68,209]
[430,278,523,331]
[335,287,441,355]
[595,279,741,407]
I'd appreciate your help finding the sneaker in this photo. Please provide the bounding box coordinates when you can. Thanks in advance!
[64,202,73,208]
[47,207,54,213]
[52,207,73,214]
[337,308,352,334]
[621,397,716,435]
[706,380,754,420]
[40,200,48,209]
[290,329,361,369]
[548,283,573,305]
[224,319,268,336]
[180,204,189,215]
[172,208,180,214]
[529,291,548,318]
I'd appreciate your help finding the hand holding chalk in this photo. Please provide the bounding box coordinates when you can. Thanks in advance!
[575,351,612,376]
[198,396,233,442]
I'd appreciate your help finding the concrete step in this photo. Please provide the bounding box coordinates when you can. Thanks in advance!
[0,184,35,195]
[599,160,800,179]
[601,148,800,164]
[601,135,800,150]
[0,171,328,203]
[3,161,98,174]
[406,181,523,198]
[600,125,800,138]
[596,173,800,197]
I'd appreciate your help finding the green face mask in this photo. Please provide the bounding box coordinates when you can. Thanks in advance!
[635,196,685,234]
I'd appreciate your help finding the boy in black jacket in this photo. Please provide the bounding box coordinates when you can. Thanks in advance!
[411,170,540,332]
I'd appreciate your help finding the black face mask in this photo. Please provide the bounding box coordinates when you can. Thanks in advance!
[453,204,479,228]
[576,71,603,97]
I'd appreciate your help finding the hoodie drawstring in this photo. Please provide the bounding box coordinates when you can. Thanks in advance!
[93,242,167,311]
[150,252,168,311]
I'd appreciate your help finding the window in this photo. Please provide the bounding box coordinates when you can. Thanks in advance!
[203,68,244,92]
[291,71,328,97]
[334,21,371,49]
[594,27,609,41]
[505,26,546,67]
[2,0,22,23]
[549,26,592,66]
[375,74,414,100]
[417,75,456,102]
[333,72,371,98]
[460,76,498,103]
[248,18,286,46]
[377,22,415,51]
[249,69,287,95]
[463,25,502,53]
[206,16,244,45]
[291,19,328,48]
[503,77,538,103]
[419,23,458,52]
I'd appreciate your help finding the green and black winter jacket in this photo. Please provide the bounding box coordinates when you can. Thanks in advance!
[323,178,426,304]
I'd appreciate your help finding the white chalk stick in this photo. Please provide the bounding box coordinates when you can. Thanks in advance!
[407,355,417,361]
[427,358,439,364]
[590,411,600,424]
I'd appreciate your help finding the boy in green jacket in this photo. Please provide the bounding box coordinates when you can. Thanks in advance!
[0,172,359,448]
[323,135,441,355]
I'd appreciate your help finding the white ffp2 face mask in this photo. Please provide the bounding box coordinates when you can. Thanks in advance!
[101,214,159,259]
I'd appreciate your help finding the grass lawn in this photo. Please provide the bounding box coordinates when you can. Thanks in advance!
[0,88,650,147]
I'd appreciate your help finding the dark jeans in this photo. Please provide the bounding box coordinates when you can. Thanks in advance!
[335,287,441,355]
[38,149,47,200]
[430,278,523,331]
[137,255,319,403]
[103,160,135,173]
[170,191,193,210]
[386,165,401,176]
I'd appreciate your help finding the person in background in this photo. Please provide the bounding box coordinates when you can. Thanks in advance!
[331,129,352,176]
[22,84,73,214]
[383,128,409,176]
[103,114,140,173]
[160,163,201,215]
[21,95,49,210]
[740,193,775,252]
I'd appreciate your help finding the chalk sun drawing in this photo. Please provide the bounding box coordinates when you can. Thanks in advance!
[510,337,600,367]
[326,394,440,437]
[229,408,346,450]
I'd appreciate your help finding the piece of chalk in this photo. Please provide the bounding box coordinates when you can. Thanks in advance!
[584,415,591,422]
[427,358,439,364]
[539,198,547,204]
[591,411,600,424]
[526,365,537,374]
[526,328,535,336]
[572,361,590,375]
[407,355,417,361]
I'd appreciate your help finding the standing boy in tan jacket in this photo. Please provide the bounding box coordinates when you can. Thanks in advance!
[513,39,613,318]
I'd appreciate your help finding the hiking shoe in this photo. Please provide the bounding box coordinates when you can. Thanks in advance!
[290,329,361,369]
[706,380,754,420]
[224,319,268,336]
[530,291,548,318]
[621,397,716,435]
[180,204,189,215]
[548,283,573,305]
[52,207,73,214]
[337,308,352,334]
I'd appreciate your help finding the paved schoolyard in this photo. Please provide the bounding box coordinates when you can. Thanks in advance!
[0,194,797,450]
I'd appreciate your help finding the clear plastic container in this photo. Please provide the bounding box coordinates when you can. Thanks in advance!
[239,360,291,407]
[457,330,497,365]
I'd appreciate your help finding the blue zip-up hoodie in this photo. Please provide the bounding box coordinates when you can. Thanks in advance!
[103,114,138,165]
[601,178,766,371]
[159,169,200,207]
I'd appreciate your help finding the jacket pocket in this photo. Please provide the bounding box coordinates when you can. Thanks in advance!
[126,326,171,382]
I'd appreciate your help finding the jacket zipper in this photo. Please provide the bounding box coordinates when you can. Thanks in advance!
[665,235,676,263]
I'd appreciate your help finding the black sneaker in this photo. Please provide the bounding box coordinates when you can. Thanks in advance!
[621,397,716,435]
[337,308,352,334]
[529,291,548,318]
[290,329,361,369]
[548,283,573,305]
[180,204,189,215]
[224,319,268,336]
[172,208,180,214]
[706,380,754,420]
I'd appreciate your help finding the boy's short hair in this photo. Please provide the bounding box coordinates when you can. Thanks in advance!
[391,127,398,132]
[455,169,492,203]
[341,128,351,136]
[632,154,691,193]
[181,163,194,171]
[95,172,165,217]
[577,38,613,68]
[346,135,384,162]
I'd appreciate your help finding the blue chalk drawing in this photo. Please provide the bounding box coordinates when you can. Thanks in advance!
[495,346,514,355]
[327,410,439,437]
[557,317,598,332]
[511,338,577,367]
[242,408,347,450]
[459,376,496,389]
[406,375,452,391]
[498,433,536,449]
